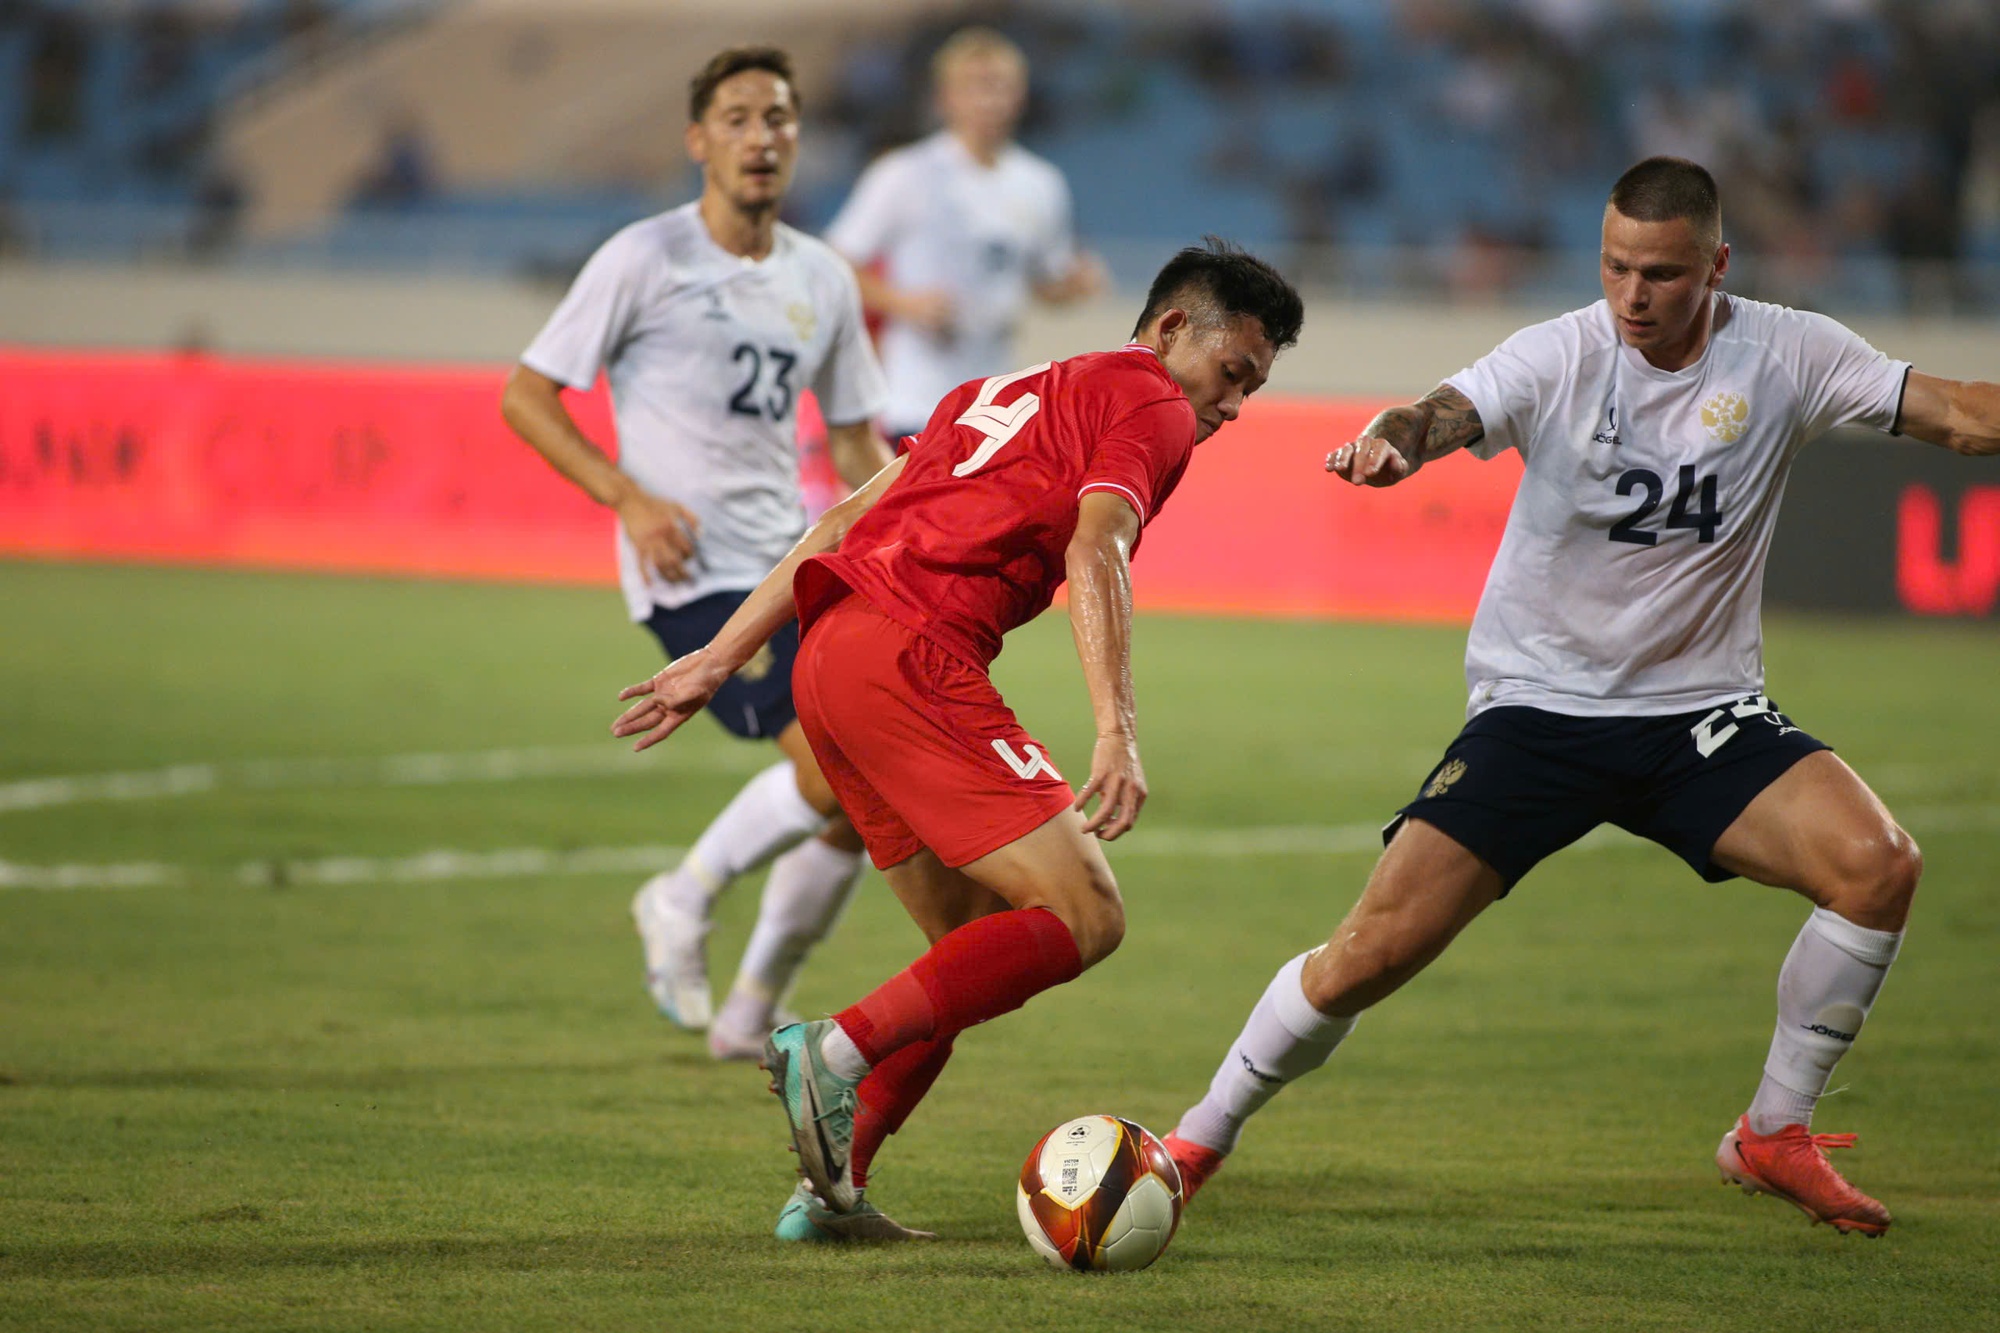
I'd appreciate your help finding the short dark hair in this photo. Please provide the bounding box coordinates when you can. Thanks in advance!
[1608,156,1722,251]
[1132,236,1304,350]
[689,46,796,123]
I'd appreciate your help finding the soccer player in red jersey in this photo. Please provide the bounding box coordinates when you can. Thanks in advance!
[612,239,1303,1240]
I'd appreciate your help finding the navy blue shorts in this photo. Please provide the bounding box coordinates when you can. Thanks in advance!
[642,591,799,740]
[1387,696,1831,894]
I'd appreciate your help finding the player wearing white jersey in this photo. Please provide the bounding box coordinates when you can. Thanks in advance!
[825,27,1106,439]
[501,49,893,1067]
[1163,158,2000,1237]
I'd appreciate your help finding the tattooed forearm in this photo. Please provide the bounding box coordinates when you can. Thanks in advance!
[1416,384,1485,460]
[1358,385,1483,473]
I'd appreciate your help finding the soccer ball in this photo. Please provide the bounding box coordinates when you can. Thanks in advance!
[1016,1114,1183,1272]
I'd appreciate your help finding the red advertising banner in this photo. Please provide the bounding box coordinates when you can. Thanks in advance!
[0,348,1523,621]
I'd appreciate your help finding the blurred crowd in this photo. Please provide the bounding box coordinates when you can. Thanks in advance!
[3,0,1999,312]
[806,0,2000,306]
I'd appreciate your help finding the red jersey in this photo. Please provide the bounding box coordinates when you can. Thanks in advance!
[796,344,1197,668]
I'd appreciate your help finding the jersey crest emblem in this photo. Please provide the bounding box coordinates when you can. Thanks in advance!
[733,643,775,683]
[1700,391,1749,444]
[786,302,817,343]
[1423,758,1468,798]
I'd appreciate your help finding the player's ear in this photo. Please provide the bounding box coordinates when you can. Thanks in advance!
[684,120,708,167]
[1709,241,1730,288]
[1154,307,1189,354]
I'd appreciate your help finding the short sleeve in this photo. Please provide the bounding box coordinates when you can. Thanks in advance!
[812,260,889,427]
[825,154,905,265]
[1444,316,1574,461]
[519,226,650,390]
[1027,168,1079,285]
[1787,310,1911,440]
[1078,397,1198,525]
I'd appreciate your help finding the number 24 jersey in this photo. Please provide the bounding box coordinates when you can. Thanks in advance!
[798,345,1197,670]
[1447,292,1909,720]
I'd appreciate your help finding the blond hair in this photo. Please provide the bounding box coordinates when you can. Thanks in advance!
[931,27,1026,85]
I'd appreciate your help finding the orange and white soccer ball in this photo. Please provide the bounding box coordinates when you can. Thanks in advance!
[1016,1115,1184,1272]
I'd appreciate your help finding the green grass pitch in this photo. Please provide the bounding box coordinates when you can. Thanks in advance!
[2,561,1997,1332]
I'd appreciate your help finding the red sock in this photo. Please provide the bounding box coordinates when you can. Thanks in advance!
[852,1035,956,1189]
[834,907,1082,1066]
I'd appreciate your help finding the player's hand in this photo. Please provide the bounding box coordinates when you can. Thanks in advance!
[1061,252,1110,301]
[617,491,701,583]
[1326,437,1412,488]
[1074,732,1147,841]
[612,650,729,752]
[897,288,956,336]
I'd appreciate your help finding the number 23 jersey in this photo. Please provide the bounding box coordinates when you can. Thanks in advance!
[1447,293,1909,719]
[520,203,887,619]
[797,345,1196,670]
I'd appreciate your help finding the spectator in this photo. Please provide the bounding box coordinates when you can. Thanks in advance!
[350,114,436,210]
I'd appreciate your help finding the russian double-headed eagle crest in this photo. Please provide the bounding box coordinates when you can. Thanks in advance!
[1424,758,1469,798]
[1701,391,1749,444]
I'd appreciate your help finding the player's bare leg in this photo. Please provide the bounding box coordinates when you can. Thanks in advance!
[951,808,1126,965]
[1707,752,1918,1236]
[884,847,1013,943]
[766,810,1124,1211]
[1168,819,1502,1199]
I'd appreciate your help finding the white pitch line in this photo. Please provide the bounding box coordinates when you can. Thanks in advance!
[0,744,765,815]
[0,860,186,891]
[234,843,688,888]
[6,804,1997,895]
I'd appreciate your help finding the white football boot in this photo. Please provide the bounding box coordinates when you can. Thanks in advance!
[630,881,712,1030]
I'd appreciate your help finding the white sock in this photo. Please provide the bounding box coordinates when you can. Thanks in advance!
[819,1021,872,1082]
[1171,951,1356,1155]
[714,838,864,1035]
[658,761,823,914]
[1746,906,1903,1135]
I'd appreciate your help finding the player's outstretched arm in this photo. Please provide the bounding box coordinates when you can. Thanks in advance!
[849,265,955,335]
[500,364,702,582]
[1064,491,1147,841]
[1897,371,2000,456]
[611,454,909,751]
[1326,384,1486,487]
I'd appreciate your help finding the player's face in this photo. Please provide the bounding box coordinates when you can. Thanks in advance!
[686,70,799,212]
[937,54,1026,145]
[1600,206,1728,366]
[1159,312,1277,444]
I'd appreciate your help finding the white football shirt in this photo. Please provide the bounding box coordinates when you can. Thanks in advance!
[826,130,1078,432]
[1447,293,1910,718]
[521,204,887,620]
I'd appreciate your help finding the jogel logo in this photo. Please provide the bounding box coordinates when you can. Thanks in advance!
[1423,758,1468,798]
[733,643,775,683]
[1701,391,1749,443]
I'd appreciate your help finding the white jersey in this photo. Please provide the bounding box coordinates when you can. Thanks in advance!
[521,203,887,620]
[826,130,1078,431]
[1447,293,1909,719]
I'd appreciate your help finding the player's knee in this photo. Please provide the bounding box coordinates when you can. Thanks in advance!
[1068,899,1124,969]
[1824,824,1921,928]
[1054,867,1124,969]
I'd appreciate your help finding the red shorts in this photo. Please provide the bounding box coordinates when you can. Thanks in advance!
[793,595,1075,869]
